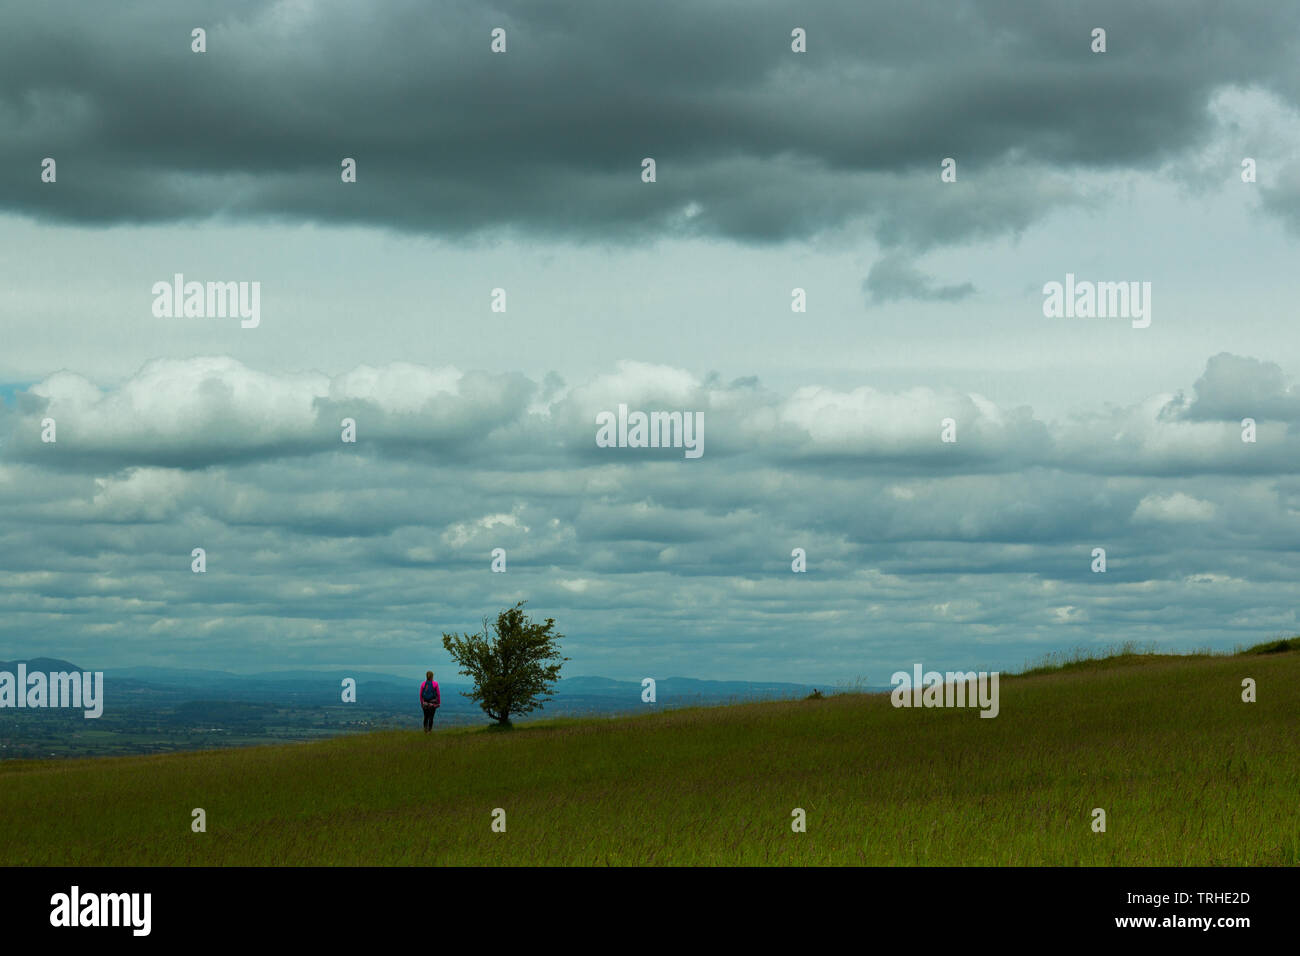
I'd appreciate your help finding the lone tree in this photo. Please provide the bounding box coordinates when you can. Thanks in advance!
[441,601,569,726]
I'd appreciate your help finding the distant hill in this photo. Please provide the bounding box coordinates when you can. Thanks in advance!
[46,662,840,702]
[246,668,416,685]
[102,666,420,689]
[554,675,852,699]
[0,658,83,673]
[102,665,245,682]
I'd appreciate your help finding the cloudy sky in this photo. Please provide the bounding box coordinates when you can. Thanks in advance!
[3,0,1300,683]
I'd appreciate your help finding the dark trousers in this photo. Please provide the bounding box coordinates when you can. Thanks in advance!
[422,705,437,730]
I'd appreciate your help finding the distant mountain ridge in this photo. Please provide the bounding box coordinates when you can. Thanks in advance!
[0,658,84,673]
[6,660,854,696]
[101,665,416,686]
[554,675,843,698]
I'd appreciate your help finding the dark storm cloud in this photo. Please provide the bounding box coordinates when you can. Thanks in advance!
[2,0,1298,250]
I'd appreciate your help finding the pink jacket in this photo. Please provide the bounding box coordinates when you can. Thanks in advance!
[420,679,440,708]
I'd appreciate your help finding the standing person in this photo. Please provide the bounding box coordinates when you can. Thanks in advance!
[420,670,440,732]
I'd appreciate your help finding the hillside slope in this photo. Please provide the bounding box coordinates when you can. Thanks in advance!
[2,650,1296,865]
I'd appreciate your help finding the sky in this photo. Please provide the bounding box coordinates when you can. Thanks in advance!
[3,0,1300,684]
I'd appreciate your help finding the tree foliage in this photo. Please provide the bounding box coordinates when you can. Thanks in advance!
[441,601,568,726]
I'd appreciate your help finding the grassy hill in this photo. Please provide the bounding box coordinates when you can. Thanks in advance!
[2,645,1297,865]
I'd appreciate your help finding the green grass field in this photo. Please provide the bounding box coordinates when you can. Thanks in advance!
[2,645,1297,865]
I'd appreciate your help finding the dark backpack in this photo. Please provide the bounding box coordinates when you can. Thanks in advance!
[422,681,438,704]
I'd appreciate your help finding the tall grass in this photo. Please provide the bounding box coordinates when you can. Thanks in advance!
[1,647,1296,865]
